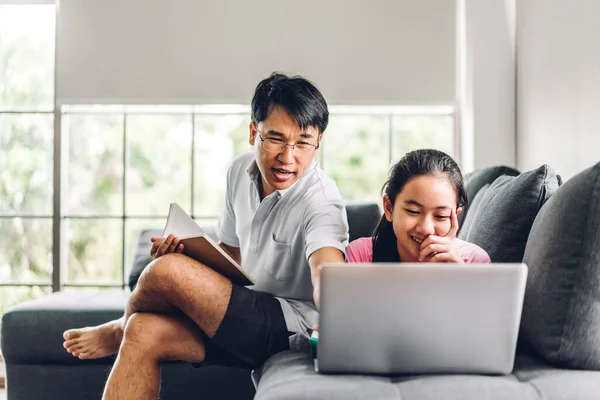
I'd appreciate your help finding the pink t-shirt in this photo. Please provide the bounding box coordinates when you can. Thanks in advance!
[346,237,491,263]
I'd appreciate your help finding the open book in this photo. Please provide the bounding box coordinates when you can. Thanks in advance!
[162,203,254,286]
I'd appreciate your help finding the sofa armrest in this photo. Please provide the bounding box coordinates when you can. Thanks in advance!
[1,291,128,365]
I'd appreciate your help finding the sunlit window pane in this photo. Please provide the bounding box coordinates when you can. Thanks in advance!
[126,115,192,215]
[194,114,250,217]
[323,115,390,203]
[0,218,52,282]
[0,5,55,111]
[0,285,52,315]
[66,218,122,284]
[392,115,454,161]
[64,114,124,215]
[0,114,53,213]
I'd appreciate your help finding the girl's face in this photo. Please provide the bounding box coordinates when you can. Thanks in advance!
[383,174,462,262]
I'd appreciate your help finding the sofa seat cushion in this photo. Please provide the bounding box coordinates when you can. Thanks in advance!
[521,162,600,370]
[1,291,128,365]
[254,351,600,400]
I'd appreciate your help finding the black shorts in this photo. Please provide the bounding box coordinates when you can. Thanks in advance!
[192,283,292,369]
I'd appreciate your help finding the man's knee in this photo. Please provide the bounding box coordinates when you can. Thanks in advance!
[137,253,184,293]
[122,313,167,353]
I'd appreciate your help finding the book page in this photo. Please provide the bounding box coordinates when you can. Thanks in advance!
[163,203,204,238]
[162,202,255,286]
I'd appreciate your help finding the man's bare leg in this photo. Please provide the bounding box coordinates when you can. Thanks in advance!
[64,253,231,360]
[102,312,206,400]
[100,253,233,399]
[123,253,232,338]
[63,252,231,359]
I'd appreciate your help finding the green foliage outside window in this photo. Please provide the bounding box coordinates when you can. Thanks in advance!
[0,5,55,315]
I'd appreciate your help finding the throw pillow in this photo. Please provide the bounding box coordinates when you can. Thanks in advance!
[460,166,520,225]
[521,162,600,370]
[458,184,489,239]
[465,165,521,202]
[461,165,559,262]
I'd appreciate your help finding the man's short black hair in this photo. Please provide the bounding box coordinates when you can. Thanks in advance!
[251,72,329,134]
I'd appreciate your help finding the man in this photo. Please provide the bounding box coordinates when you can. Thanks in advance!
[62,72,349,399]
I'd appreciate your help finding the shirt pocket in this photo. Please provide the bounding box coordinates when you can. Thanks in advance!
[263,235,295,281]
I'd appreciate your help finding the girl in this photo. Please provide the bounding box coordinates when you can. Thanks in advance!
[346,149,490,264]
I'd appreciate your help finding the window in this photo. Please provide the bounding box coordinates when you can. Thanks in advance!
[323,107,455,203]
[56,105,454,293]
[0,5,456,317]
[60,106,251,288]
[0,4,55,315]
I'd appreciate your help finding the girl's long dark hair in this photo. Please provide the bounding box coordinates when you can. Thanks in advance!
[372,149,468,262]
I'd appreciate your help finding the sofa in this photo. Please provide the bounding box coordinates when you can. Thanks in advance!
[0,203,382,400]
[3,162,600,400]
[251,162,600,400]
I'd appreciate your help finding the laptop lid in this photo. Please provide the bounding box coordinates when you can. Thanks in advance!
[317,263,528,375]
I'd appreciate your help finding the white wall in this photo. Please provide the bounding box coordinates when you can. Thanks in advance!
[57,0,456,106]
[517,0,600,180]
[457,0,516,172]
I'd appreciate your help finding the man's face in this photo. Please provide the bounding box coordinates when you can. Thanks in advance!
[249,106,321,199]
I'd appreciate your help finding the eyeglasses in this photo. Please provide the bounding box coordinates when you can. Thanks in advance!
[257,131,320,155]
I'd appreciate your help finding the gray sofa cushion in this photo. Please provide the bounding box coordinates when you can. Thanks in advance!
[465,166,520,202]
[253,350,600,400]
[345,202,381,242]
[1,291,128,364]
[459,166,521,225]
[459,184,489,238]
[521,162,600,370]
[460,165,559,263]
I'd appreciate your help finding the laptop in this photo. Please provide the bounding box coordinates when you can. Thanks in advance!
[317,262,528,375]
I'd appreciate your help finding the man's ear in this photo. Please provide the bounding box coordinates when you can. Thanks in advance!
[456,206,463,216]
[382,195,394,222]
[249,122,257,146]
[316,133,323,150]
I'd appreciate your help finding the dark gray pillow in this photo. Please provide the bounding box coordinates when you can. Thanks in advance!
[465,165,521,203]
[521,162,600,370]
[458,184,489,239]
[346,202,381,242]
[459,166,520,226]
[461,165,559,263]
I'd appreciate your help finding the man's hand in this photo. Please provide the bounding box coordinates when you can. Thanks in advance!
[418,209,464,263]
[150,234,184,259]
[308,247,345,310]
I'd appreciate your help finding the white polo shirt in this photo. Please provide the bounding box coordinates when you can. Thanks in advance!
[216,152,348,347]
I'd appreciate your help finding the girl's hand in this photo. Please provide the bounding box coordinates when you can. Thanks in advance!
[150,234,184,259]
[418,209,464,263]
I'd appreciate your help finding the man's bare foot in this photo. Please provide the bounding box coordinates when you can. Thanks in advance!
[63,318,124,360]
